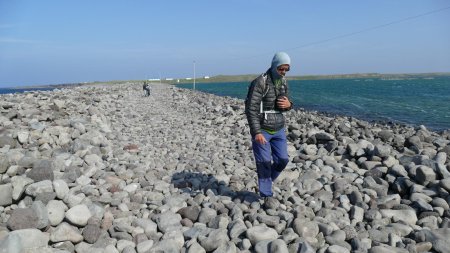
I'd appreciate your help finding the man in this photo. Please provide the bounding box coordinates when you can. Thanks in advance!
[143,81,150,97]
[245,52,293,209]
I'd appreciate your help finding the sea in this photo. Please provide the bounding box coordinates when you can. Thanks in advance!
[0,87,55,95]
[177,76,450,132]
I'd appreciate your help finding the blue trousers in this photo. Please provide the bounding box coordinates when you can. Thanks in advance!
[252,128,289,197]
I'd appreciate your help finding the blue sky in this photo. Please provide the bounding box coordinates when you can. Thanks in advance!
[1,1,449,87]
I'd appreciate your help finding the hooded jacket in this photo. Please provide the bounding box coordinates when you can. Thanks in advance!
[245,69,292,136]
[245,52,293,136]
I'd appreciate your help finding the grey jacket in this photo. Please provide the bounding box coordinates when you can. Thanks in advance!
[245,69,292,136]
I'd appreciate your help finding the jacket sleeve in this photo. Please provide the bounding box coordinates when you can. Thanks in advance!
[245,77,265,136]
[277,80,293,112]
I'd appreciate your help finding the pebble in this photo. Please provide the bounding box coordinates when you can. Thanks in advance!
[65,204,92,226]
[1,228,49,251]
[0,184,12,206]
[246,225,278,245]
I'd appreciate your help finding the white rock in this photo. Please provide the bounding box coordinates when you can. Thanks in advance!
[117,240,136,252]
[17,131,29,144]
[1,229,49,251]
[47,200,68,226]
[246,225,279,245]
[137,240,154,253]
[84,154,102,167]
[58,132,71,146]
[435,152,447,164]
[53,99,66,109]
[75,175,91,186]
[50,222,83,243]
[11,176,34,201]
[123,183,139,193]
[104,244,119,253]
[25,180,53,197]
[0,183,13,206]
[53,179,69,200]
[380,209,417,225]
[65,204,92,226]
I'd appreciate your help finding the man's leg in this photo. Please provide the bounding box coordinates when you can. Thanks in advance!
[252,131,273,197]
[270,128,289,181]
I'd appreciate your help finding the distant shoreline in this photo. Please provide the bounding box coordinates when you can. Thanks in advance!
[176,72,450,84]
[2,72,450,89]
[2,83,86,90]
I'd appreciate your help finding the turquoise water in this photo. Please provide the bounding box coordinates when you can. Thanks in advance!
[177,76,450,131]
[0,87,55,94]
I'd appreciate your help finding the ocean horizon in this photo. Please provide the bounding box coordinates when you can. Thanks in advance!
[0,87,56,95]
[177,76,450,132]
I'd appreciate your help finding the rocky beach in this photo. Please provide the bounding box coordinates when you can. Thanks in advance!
[0,82,449,253]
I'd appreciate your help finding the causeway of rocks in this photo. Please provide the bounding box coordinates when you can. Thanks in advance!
[0,82,449,253]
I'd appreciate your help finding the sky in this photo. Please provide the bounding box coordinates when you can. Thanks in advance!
[1,1,449,87]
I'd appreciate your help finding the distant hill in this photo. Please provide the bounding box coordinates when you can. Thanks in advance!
[7,72,449,89]
[174,72,450,84]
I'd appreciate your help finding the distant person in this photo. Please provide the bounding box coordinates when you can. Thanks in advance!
[143,81,150,96]
[245,52,293,209]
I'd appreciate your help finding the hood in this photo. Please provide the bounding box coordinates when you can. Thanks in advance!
[270,52,291,80]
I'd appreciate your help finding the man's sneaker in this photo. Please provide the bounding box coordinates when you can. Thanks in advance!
[264,197,280,210]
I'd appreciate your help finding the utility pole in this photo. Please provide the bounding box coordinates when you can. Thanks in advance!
[193,61,196,90]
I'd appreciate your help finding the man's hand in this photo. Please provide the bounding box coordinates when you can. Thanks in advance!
[255,133,267,144]
[277,96,291,109]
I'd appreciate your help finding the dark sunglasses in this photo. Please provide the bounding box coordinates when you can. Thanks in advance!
[277,67,290,72]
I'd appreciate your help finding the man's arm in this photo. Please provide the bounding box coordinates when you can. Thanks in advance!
[245,77,265,137]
